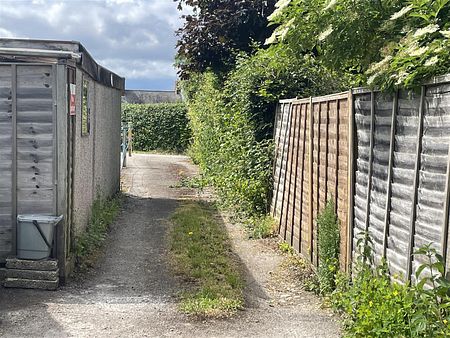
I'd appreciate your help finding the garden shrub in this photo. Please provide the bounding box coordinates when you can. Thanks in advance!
[122,103,191,153]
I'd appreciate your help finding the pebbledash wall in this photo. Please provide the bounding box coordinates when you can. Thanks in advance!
[0,38,124,280]
[272,74,450,282]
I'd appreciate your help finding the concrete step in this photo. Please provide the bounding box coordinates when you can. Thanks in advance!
[6,269,59,281]
[6,258,58,271]
[4,278,59,291]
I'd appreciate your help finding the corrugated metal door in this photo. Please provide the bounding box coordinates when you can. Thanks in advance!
[0,64,56,261]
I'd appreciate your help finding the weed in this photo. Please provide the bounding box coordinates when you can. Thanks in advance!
[74,194,121,271]
[279,242,294,255]
[246,215,277,239]
[169,201,244,318]
[317,199,340,295]
[331,235,450,337]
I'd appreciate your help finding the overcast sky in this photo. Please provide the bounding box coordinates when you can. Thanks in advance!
[0,0,184,90]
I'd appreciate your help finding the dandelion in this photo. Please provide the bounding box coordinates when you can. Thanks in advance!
[319,26,333,41]
[413,24,439,38]
[425,56,439,67]
[390,5,412,21]
[188,231,193,236]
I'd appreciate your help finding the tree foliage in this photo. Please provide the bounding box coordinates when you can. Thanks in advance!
[175,0,276,78]
[267,0,450,88]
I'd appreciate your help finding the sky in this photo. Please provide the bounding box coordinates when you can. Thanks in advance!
[0,0,184,90]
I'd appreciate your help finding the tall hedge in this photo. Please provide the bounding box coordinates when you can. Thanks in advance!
[122,103,191,153]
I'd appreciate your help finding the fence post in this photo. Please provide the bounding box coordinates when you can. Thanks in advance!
[128,122,133,157]
[290,105,302,247]
[298,103,308,254]
[346,90,355,272]
[406,86,425,282]
[442,132,450,277]
[122,125,127,168]
[382,91,398,258]
[362,91,376,265]
[308,97,314,262]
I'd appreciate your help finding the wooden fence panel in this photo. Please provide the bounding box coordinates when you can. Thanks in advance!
[273,93,350,268]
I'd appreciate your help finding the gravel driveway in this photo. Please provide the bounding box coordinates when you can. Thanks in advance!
[0,154,341,338]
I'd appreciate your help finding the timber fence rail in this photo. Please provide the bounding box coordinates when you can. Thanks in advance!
[272,74,450,280]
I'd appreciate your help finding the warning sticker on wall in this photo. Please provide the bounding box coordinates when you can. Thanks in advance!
[70,84,76,116]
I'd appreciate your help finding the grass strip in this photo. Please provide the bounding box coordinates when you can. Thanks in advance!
[169,201,244,318]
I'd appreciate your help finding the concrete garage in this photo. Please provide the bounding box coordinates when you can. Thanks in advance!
[0,38,124,285]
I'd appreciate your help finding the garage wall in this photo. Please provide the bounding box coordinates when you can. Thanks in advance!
[72,69,121,237]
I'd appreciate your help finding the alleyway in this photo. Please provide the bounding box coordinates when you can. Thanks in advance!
[0,154,340,338]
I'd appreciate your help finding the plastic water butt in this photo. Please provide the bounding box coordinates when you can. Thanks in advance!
[17,215,63,260]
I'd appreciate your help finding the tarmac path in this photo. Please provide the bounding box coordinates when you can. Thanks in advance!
[0,154,341,338]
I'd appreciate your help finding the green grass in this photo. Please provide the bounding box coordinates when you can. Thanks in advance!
[75,194,122,271]
[169,201,244,318]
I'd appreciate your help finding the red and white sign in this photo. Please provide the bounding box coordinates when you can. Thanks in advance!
[69,84,76,116]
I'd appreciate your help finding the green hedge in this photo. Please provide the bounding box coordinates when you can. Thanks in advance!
[122,103,191,153]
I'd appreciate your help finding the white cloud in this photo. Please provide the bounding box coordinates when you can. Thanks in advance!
[0,0,183,89]
[100,58,176,80]
[0,28,14,37]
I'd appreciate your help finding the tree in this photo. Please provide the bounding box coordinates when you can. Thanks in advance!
[266,0,450,88]
[175,0,276,78]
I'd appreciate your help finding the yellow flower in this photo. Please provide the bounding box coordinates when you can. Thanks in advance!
[188,231,193,236]
[393,290,399,297]
[369,301,373,307]
[444,319,448,325]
